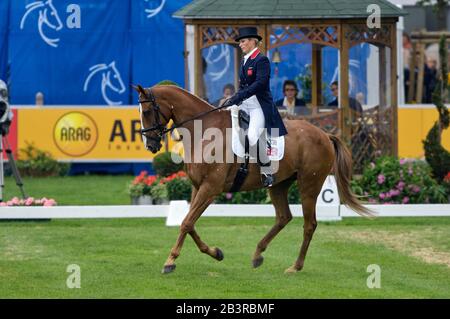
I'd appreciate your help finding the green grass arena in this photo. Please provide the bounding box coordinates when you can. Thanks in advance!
[1,217,449,298]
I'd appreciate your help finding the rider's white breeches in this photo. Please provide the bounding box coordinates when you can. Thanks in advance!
[240,95,265,146]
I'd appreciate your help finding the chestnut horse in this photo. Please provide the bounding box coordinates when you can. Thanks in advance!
[135,85,373,274]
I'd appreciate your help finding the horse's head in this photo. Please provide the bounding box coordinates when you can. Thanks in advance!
[40,0,63,31]
[104,62,126,94]
[135,85,173,153]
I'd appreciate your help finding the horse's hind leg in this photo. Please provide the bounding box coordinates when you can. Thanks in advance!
[162,185,219,274]
[252,176,294,268]
[285,173,324,273]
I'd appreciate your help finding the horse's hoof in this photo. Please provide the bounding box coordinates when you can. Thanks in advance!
[162,264,176,274]
[252,256,264,268]
[214,248,224,261]
[284,266,300,274]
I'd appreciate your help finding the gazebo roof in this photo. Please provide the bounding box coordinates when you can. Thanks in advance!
[174,0,407,19]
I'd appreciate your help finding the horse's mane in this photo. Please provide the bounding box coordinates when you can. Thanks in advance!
[157,85,217,111]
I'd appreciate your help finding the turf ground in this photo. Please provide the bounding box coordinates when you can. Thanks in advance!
[1,217,449,298]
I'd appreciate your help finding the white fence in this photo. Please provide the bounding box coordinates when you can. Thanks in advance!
[2,202,450,226]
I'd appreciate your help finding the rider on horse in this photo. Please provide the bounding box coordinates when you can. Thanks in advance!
[223,27,288,188]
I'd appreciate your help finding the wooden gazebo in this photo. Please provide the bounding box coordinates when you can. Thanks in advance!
[174,0,407,171]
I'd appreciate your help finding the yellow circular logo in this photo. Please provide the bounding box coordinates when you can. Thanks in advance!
[54,112,98,157]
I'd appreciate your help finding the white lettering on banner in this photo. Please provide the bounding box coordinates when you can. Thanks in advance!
[83,61,126,106]
[20,1,81,48]
[144,0,166,18]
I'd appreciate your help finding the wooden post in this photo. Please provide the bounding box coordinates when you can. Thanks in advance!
[312,44,322,108]
[415,42,425,103]
[194,24,205,99]
[390,23,398,157]
[379,46,386,107]
[407,41,417,103]
[183,23,189,90]
[340,24,351,144]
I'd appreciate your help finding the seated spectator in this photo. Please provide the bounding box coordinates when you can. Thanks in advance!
[213,83,235,107]
[327,81,363,113]
[275,80,306,115]
[423,57,438,103]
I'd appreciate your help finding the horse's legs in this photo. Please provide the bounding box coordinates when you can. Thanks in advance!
[162,185,216,274]
[252,177,294,268]
[285,175,324,273]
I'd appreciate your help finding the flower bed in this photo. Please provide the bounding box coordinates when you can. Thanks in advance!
[352,156,447,204]
[0,197,57,207]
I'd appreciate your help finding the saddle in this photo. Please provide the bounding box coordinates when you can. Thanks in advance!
[229,109,284,192]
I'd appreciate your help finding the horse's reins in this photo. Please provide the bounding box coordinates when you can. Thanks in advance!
[138,88,231,138]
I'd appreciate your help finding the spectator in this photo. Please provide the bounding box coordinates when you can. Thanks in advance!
[423,57,438,103]
[275,80,306,115]
[327,81,363,113]
[213,83,235,107]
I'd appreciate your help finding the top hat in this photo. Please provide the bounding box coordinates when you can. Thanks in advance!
[235,27,262,42]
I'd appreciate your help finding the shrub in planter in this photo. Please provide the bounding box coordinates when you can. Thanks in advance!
[352,156,447,204]
[161,171,192,201]
[152,152,184,177]
[17,143,69,177]
[150,183,169,204]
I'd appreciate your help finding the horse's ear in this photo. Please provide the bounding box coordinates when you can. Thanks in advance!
[132,84,146,95]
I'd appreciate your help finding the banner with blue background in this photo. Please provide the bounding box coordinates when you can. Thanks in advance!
[2,0,189,105]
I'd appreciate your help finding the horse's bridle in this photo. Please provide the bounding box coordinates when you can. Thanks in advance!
[138,89,172,139]
[138,88,232,140]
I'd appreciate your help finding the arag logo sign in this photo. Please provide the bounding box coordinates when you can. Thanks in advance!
[53,112,98,157]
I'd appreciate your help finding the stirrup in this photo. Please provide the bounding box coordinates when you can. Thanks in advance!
[261,173,274,188]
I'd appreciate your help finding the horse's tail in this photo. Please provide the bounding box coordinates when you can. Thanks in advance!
[328,134,376,218]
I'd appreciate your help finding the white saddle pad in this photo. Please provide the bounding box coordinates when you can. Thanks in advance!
[229,105,285,161]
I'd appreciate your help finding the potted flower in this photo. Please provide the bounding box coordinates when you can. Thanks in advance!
[127,171,158,205]
[151,182,169,205]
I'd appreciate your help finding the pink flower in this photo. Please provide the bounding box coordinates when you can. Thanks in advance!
[397,181,405,190]
[0,202,7,207]
[389,189,400,197]
[11,197,20,205]
[412,186,421,193]
[402,197,410,204]
[43,199,56,207]
[25,197,34,206]
[379,193,386,199]
[377,174,385,184]
[225,193,233,200]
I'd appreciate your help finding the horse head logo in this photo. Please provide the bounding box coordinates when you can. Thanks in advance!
[205,44,231,81]
[20,0,63,48]
[83,61,126,106]
[144,0,166,18]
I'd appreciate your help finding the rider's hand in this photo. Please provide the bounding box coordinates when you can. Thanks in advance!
[221,98,234,108]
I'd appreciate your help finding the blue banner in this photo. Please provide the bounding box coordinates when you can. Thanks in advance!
[5,0,189,105]
[8,0,131,105]
[130,0,190,103]
[0,0,9,82]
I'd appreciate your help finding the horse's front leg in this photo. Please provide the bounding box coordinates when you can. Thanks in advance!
[162,185,218,274]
